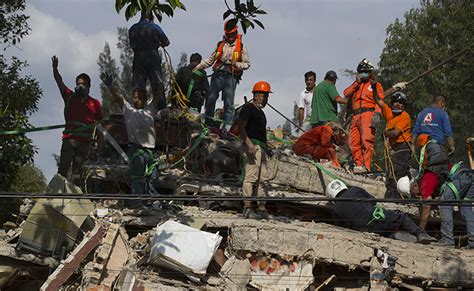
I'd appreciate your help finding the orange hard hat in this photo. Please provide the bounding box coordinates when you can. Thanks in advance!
[252,81,272,93]
[224,19,238,34]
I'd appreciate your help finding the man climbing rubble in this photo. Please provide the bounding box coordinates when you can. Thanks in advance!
[101,73,159,209]
[343,59,384,172]
[239,81,272,220]
[129,11,169,110]
[326,179,436,244]
[175,53,209,112]
[297,71,316,134]
[52,56,102,185]
[193,20,250,130]
[293,122,346,167]
[373,90,413,198]
[310,70,348,128]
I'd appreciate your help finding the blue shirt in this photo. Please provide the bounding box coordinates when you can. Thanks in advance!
[412,107,452,144]
[129,19,169,51]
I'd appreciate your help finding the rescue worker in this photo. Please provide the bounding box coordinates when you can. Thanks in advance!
[297,71,316,134]
[194,20,250,129]
[343,59,384,172]
[293,123,346,167]
[373,90,413,198]
[310,70,348,127]
[175,53,209,112]
[326,179,436,244]
[52,56,102,184]
[412,95,455,155]
[101,73,159,209]
[129,11,169,110]
[238,81,272,220]
[436,163,474,248]
[397,139,450,230]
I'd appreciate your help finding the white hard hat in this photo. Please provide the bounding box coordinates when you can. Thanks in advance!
[397,176,411,195]
[325,179,348,199]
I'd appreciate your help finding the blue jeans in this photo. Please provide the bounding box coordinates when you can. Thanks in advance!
[439,186,474,247]
[205,72,237,127]
[128,144,158,207]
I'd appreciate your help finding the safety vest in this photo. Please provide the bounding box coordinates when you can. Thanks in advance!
[213,34,243,75]
[418,139,449,177]
[440,162,473,200]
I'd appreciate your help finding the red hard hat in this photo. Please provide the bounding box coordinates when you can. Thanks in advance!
[224,19,238,34]
[252,81,272,93]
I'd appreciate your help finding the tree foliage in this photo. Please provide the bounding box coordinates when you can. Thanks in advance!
[9,163,47,193]
[0,1,42,191]
[378,0,473,162]
[117,27,134,98]
[115,0,186,22]
[97,42,120,117]
[223,0,266,34]
[0,0,30,48]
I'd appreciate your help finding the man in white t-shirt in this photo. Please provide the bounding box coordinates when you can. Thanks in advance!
[298,71,316,135]
[101,73,159,208]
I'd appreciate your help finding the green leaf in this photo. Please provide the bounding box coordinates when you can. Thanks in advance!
[247,0,256,12]
[158,4,174,17]
[147,0,157,16]
[243,19,254,29]
[115,0,127,13]
[254,9,266,15]
[253,18,264,29]
[153,10,163,22]
[223,9,233,20]
[234,0,240,10]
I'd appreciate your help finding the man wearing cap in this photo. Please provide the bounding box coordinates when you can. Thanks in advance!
[373,88,413,198]
[238,81,272,220]
[194,20,250,129]
[310,70,347,128]
[176,53,209,112]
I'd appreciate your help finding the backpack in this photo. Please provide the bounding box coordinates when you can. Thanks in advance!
[418,140,449,175]
[440,162,474,200]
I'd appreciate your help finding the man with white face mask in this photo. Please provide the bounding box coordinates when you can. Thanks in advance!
[52,55,102,184]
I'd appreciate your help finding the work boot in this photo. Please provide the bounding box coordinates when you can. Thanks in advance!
[256,209,270,220]
[393,232,417,243]
[243,207,259,219]
[416,232,437,244]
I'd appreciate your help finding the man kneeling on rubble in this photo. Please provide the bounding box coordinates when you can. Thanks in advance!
[293,122,346,167]
[325,179,436,244]
[101,73,159,209]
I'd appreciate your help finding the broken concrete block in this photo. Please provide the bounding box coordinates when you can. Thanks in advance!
[219,256,251,290]
[148,220,223,278]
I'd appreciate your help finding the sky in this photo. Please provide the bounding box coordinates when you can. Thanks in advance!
[6,0,420,181]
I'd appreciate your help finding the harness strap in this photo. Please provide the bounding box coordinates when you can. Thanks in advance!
[367,205,385,225]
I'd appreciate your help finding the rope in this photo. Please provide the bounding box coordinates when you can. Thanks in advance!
[162,48,189,109]
[0,124,66,135]
[307,160,349,186]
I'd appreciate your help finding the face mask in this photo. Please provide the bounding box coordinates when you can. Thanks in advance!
[75,84,90,96]
[360,72,369,79]
[392,109,402,114]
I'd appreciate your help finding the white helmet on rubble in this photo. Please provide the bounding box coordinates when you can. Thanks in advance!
[397,176,411,195]
[325,179,348,199]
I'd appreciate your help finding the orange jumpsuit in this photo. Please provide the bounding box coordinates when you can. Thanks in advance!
[293,125,341,167]
[343,81,384,171]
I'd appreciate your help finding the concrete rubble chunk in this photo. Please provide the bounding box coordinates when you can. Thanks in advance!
[219,256,251,290]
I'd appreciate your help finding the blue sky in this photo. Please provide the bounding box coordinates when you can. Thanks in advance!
[7,0,419,181]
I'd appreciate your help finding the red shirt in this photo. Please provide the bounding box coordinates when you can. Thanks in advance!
[293,125,334,155]
[62,87,102,142]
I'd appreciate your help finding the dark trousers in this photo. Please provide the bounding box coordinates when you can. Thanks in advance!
[385,142,412,198]
[368,210,421,237]
[58,138,90,179]
[132,51,166,110]
[128,143,158,208]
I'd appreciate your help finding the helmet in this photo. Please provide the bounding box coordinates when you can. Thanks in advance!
[325,179,348,198]
[390,92,407,105]
[224,19,238,34]
[252,81,272,93]
[357,58,374,73]
[397,176,411,195]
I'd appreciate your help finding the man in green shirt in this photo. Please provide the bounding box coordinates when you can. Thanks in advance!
[310,70,347,127]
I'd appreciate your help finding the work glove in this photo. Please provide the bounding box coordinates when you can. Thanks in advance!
[370,112,381,129]
[392,82,408,91]
[446,136,455,156]
[100,72,114,89]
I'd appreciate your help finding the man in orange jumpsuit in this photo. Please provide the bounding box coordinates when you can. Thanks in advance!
[293,123,346,167]
[343,59,384,172]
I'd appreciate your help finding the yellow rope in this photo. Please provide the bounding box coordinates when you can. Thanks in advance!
[162,48,189,109]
